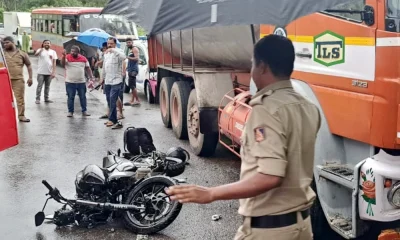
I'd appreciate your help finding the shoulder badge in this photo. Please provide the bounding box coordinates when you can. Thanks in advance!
[254,127,265,142]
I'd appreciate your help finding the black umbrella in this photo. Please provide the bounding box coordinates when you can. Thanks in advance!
[63,39,98,59]
[101,0,358,35]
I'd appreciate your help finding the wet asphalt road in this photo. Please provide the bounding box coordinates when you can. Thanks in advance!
[0,57,243,240]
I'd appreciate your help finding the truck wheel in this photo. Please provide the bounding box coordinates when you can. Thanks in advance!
[310,179,335,239]
[145,81,155,104]
[170,81,191,139]
[159,77,176,128]
[187,89,218,157]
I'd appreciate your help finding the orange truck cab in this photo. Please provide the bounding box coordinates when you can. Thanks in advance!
[0,43,18,151]
[148,0,400,238]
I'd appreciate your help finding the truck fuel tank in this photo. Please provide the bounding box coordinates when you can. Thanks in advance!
[219,89,253,155]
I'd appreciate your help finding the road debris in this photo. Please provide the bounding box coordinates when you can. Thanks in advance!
[136,235,149,240]
[211,214,222,221]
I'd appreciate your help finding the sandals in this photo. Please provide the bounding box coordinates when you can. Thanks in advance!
[19,118,30,122]
[105,121,114,127]
[111,121,123,129]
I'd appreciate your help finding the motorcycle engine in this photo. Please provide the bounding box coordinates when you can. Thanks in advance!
[75,164,107,199]
[53,208,75,226]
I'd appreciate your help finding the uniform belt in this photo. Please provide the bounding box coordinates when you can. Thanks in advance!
[249,209,310,229]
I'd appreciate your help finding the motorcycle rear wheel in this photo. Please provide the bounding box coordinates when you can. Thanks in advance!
[122,176,182,234]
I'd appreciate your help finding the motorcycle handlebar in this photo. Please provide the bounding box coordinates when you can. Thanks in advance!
[42,180,54,192]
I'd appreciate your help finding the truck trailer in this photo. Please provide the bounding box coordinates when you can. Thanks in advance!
[146,0,400,239]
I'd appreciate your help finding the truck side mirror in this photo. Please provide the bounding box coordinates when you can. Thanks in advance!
[363,5,375,26]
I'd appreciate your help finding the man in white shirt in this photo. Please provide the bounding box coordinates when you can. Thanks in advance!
[61,46,94,117]
[100,37,126,129]
[97,42,125,121]
[34,40,57,104]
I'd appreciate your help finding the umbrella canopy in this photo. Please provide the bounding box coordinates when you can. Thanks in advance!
[77,29,121,49]
[102,0,358,35]
[63,39,98,59]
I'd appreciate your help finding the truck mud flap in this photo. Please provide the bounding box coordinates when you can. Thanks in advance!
[199,107,218,134]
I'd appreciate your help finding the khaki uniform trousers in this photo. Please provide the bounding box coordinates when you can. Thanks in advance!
[11,79,26,119]
[234,212,313,240]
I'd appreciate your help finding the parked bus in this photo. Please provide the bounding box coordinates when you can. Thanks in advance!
[31,7,139,57]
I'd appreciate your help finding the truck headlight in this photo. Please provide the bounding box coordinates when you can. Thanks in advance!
[387,181,400,208]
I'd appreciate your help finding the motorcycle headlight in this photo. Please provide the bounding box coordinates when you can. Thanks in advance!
[387,181,400,208]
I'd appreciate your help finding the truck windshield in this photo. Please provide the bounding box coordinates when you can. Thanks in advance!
[323,0,365,22]
[387,0,400,18]
[79,14,136,36]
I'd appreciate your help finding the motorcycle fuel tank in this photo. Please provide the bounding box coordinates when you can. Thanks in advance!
[75,164,107,195]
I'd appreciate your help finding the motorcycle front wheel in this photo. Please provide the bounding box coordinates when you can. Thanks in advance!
[122,176,182,235]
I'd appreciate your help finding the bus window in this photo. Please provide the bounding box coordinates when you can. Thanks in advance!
[44,20,48,32]
[58,21,62,35]
[40,20,44,32]
[63,19,70,35]
[49,20,56,33]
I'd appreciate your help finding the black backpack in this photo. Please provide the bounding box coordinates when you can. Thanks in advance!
[123,127,156,155]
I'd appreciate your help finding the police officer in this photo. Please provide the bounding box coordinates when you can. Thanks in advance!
[166,34,321,240]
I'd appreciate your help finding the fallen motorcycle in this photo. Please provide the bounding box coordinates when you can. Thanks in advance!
[35,146,190,235]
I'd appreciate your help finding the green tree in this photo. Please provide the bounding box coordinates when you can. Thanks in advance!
[24,0,83,10]
[80,0,108,7]
[137,25,147,36]
[0,8,4,22]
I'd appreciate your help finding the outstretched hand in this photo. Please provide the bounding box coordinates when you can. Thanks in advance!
[166,184,214,204]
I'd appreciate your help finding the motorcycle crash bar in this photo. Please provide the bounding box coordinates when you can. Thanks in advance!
[74,199,145,210]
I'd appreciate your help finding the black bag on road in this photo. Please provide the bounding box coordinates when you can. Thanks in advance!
[123,127,156,155]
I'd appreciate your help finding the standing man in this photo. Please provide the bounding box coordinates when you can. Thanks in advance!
[21,31,30,53]
[124,37,133,56]
[97,42,124,120]
[101,37,126,129]
[166,35,321,240]
[34,40,57,104]
[3,36,33,122]
[61,46,94,117]
[125,41,141,106]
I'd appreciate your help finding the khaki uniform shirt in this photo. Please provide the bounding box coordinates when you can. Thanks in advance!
[4,49,30,81]
[238,80,321,217]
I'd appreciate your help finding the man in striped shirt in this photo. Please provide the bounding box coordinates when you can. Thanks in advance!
[61,46,94,117]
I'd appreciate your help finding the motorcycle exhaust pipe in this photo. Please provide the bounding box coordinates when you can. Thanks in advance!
[75,199,144,210]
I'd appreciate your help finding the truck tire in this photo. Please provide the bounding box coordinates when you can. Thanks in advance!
[170,81,191,139]
[145,81,155,104]
[187,89,218,157]
[159,77,176,128]
[310,179,335,239]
